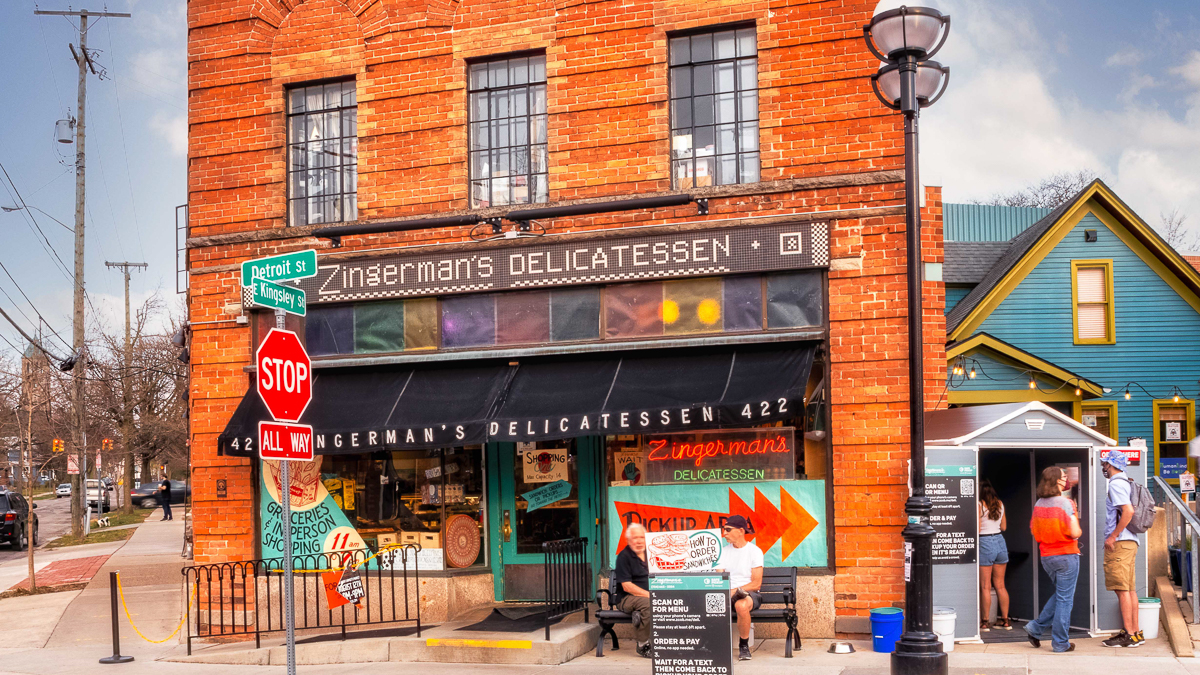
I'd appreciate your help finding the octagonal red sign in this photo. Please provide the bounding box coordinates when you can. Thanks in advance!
[256,328,312,423]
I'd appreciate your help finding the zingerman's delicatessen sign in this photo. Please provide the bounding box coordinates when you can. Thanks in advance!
[220,221,831,572]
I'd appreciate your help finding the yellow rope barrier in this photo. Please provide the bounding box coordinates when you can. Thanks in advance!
[115,572,195,644]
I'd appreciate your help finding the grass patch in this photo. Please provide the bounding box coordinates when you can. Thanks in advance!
[33,492,60,501]
[0,582,88,600]
[93,508,154,528]
[46,527,135,549]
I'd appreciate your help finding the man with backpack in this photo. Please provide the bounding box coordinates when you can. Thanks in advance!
[1100,450,1146,647]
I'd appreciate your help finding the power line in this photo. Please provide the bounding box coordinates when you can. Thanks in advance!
[0,258,72,351]
[0,162,74,281]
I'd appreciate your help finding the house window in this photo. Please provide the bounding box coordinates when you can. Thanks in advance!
[1071,260,1114,344]
[468,55,548,208]
[669,26,759,189]
[1080,402,1117,441]
[1154,401,1195,482]
[287,80,357,227]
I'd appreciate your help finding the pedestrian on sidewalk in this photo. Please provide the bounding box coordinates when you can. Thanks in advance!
[978,479,1011,631]
[1025,466,1082,653]
[1101,451,1142,648]
[720,514,763,662]
[613,523,652,658]
[158,477,173,521]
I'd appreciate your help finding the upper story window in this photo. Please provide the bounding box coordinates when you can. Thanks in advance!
[287,80,357,227]
[1071,259,1114,344]
[669,27,759,189]
[468,55,548,208]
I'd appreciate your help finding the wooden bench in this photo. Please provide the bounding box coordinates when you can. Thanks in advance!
[594,567,801,657]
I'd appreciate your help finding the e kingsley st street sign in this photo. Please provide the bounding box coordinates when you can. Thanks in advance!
[251,277,307,316]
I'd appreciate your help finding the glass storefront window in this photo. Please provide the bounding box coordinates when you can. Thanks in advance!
[514,440,579,554]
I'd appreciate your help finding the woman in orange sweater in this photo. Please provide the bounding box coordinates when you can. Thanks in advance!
[1024,466,1083,653]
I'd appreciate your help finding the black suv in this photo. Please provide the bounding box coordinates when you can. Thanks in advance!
[0,491,37,550]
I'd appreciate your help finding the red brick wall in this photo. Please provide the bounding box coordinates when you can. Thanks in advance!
[187,0,944,625]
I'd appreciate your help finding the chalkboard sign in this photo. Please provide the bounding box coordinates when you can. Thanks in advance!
[926,466,977,565]
[650,573,732,675]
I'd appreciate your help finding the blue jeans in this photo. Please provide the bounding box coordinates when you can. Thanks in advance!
[1024,554,1079,652]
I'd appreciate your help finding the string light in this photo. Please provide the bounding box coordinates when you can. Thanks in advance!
[1124,388,1131,400]
[1029,376,1036,390]
[1075,386,1082,397]
[968,366,976,379]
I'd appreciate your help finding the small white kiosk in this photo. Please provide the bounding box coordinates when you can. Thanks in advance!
[925,401,1148,641]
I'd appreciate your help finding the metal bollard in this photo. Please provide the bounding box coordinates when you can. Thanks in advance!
[100,571,135,664]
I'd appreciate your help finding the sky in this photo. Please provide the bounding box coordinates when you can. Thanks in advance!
[0,0,1198,360]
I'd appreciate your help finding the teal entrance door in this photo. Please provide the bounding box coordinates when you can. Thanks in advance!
[487,438,604,601]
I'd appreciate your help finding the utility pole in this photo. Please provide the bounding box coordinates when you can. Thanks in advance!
[106,261,146,515]
[35,7,131,537]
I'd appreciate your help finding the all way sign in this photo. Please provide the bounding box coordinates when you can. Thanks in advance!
[259,421,314,461]
[241,249,317,287]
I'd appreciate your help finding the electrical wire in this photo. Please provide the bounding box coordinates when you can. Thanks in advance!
[0,161,74,282]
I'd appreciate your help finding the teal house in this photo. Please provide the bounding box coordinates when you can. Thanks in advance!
[942,181,1200,482]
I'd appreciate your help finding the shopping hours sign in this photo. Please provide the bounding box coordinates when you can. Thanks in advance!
[256,328,312,423]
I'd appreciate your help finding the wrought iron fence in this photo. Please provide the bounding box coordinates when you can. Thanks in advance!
[542,537,590,640]
[182,544,421,655]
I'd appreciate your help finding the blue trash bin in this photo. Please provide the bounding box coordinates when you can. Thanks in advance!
[870,607,904,653]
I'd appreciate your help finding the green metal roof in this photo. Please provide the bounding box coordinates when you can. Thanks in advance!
[944,203,1052,242]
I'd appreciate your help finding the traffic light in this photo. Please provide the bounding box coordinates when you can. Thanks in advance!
[102,438,113,451]
[52,439,64,453]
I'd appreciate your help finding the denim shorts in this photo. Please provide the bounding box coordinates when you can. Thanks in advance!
[979,533,1009,566]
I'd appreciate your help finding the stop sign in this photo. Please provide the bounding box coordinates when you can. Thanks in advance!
[256,328,312,422]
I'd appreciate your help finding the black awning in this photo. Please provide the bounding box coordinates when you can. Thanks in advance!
[487,343,816,443]
[218,363,513,456]
[219,342,817,456]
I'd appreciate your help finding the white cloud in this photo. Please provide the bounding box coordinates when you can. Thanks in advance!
[920,1,1200,245]
[150,112,187,156]
[1107,47,1144,68]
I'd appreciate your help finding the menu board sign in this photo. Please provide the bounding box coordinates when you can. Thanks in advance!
[643,428,795,485]
[650,573,732,675]
[926,465,977,565]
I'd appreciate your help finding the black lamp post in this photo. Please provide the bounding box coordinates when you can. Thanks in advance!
[863,7,950,675]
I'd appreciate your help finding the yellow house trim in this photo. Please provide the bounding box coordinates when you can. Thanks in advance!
[948,182,1200,341]
[1070,259,1116,344]
[1152,398,1196,482]
[946,333,1104,397]
[1079,400,1119,443]
[948,389,1081,405]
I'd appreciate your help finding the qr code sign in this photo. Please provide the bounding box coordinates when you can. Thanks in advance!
[961,479,975,497]
[705,592,726,615]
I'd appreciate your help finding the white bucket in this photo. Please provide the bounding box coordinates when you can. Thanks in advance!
[933,606,956,652]
[1138,598,1161,640]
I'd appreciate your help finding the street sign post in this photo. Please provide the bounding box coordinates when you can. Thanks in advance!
[250,278,307,316]
[256,328,313,423]
[241,249,317,287]
[257,315,313,675]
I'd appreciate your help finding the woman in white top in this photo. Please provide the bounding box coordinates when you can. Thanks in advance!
[978,479,1011,630]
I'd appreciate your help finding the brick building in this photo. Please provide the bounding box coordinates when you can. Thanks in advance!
[187,0,945,636]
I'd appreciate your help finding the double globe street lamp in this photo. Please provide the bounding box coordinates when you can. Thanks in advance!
[863,6,950,675]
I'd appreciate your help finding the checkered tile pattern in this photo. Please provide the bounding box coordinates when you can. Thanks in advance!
[811,222,829,265]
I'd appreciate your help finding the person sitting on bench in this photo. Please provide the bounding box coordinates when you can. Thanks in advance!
[720,515,764,661]
[614,523,652,658]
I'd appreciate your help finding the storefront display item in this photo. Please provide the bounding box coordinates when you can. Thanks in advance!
[445,514,482,568]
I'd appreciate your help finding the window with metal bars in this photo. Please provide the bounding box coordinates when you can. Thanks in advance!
[669,27,759,189]
[286,80,358,227]
[468,54,548,208]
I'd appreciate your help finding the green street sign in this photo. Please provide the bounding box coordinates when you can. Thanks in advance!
[241,250,318,287]
[251,278,307,316]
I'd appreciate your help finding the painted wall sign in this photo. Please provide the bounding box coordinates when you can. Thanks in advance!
[260,457,369,568]
[295,222,830,304]
[519,447,569,483]
[642,428,795,484]
[609,480,826,567]
[645,528,724,573]
[522,480,572,512]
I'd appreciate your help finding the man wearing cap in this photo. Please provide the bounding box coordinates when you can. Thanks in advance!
[720,515,764,661]
[1100,451,1142,648]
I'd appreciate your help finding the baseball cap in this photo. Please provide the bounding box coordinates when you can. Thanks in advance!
[724,514,754,533]
[1102,450,1129,471]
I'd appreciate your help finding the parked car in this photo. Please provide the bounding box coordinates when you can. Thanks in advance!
[85,479,112,512]
[0,490,37,550]
[55,483,71,498]
[130,480,189,509]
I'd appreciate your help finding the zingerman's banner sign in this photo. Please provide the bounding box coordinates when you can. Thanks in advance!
[293,221,829,303]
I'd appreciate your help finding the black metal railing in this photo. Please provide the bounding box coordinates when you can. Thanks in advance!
[182,545,421,655]
[542,537,589,640]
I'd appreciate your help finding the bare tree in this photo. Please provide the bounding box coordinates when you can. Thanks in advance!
[977,170,1099,209]
[1160,209,1200,253]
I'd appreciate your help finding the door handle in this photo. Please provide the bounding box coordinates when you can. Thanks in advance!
[503,509,512,542]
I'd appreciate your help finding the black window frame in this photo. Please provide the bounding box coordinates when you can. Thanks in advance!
[668,23,760,189]
[466,52,549,209]
[285,78,359,227]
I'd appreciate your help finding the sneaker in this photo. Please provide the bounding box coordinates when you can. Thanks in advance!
[1127,631,1144,648]
[1102,630,1131,648]
[738,643,752,661]
[1053,643,1076,653]
[1026,632,1041,649]
[631,610,644,628]
[636,643,651,658]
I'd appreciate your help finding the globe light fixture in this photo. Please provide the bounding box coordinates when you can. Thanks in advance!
[863,6,951,675]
